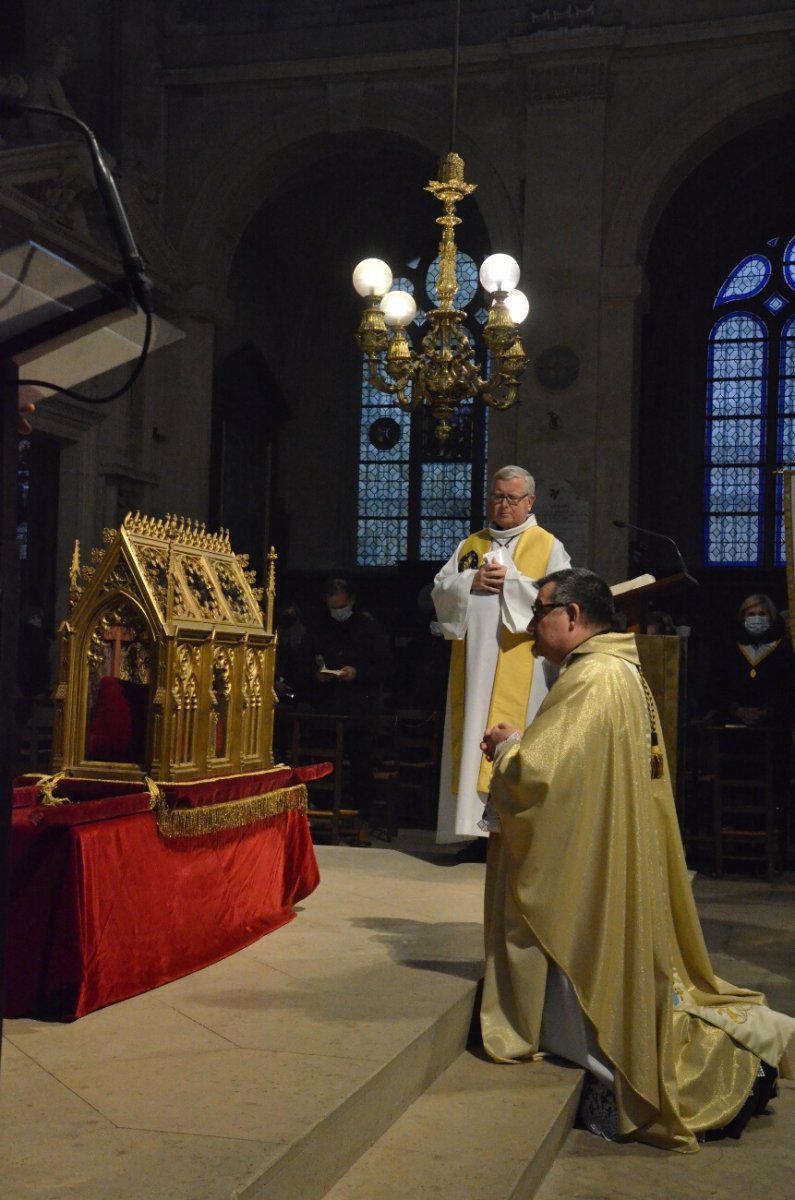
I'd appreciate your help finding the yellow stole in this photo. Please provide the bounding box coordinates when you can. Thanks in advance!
[448,524,555,793]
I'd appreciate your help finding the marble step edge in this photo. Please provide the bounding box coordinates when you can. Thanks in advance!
[322,1052,585,1200]
[233,982,479,1200]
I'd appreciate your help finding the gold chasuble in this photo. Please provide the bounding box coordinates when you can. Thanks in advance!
[481,633,795,1152]
[449,525,554,792]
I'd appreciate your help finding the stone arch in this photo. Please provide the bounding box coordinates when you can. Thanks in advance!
[178,91,521,302]
[604,59,795,270]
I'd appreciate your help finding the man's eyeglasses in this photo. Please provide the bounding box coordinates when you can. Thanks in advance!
[530,601,565,620]
[489,493,528,506]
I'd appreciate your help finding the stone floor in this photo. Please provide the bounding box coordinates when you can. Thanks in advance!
[1,829,794,1200]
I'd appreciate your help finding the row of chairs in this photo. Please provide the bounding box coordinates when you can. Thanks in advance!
[274,707,441,845]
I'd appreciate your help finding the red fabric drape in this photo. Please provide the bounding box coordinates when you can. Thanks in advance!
[6,803,319,1020]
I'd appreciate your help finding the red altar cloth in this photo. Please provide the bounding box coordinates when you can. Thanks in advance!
[5,780,320,1021]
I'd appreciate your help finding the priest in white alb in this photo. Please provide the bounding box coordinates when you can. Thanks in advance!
[431,466,570,844]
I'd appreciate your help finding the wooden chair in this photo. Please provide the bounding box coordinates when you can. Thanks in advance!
[394,708,442,828]
[274,709,357,845]
[706,724,786,878]
[370,712,399,841]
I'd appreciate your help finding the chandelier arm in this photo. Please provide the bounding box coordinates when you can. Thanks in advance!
[479,379,521,411]
[363,355,419,411]
[365,357,403,396]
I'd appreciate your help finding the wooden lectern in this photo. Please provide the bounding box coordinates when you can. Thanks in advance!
[0,242,181,1052]
[612,572,697,817]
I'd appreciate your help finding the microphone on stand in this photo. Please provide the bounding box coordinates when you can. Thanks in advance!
[0,93,152,314]
[612,520,698,587]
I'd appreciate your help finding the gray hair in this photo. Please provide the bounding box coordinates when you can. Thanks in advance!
[491,465,535,496]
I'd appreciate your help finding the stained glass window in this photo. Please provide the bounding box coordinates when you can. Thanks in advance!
[357,253,487,566]
[713,255,770,306]
[706,241,795,566]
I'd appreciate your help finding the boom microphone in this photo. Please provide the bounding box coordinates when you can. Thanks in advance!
[612,520,698,586]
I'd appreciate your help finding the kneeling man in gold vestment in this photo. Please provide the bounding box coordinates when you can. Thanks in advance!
[480,567,795,1152]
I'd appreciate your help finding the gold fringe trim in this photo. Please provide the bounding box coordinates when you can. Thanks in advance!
[147,778,308,838]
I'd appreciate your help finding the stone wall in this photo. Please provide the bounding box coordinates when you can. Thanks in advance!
[5,0,795,605]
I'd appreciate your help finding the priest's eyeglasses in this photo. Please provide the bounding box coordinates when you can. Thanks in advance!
[490,492,528,506]
[530,601,565,620]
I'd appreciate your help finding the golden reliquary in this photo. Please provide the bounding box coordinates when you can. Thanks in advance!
[51,512,278,783]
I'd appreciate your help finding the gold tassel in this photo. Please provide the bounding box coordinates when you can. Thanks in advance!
[147,779,308,838]
[638,670,665,780]
[650,739,664,780]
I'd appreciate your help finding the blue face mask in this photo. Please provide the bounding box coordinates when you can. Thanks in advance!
[330,605,353,622]
[744,614,771,635]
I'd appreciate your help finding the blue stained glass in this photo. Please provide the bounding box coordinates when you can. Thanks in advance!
[420,462,472,518]
[708,378,764,417]
[765,292,787,314]
[781,377,795,416]
[776,513,786,567]
[705,466,760,513]
[358,461,408,496]
[420,519,471,559]
[781,317,795,365]
[778,418,795,463]
[356,519,407,566]
[714,255,771,306]
[711,313,766,342]
[783,237,795,290]
[703,238,795,567]
[426,250,479,308]
[391,276,414,294]
[707,418,763,463]
[705,515,760,565]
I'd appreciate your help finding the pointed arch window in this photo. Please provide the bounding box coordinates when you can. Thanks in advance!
[705,238,795,566]
[357,253,487,567]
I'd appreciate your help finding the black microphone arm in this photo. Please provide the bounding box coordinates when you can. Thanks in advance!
[0,93,152,314]
[612,520,698,587]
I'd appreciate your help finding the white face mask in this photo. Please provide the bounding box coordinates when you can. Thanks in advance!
[329,605,353,622]
[744,614,771,635]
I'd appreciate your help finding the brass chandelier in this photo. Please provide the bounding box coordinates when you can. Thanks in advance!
[352,0,529,444]
[352,153,529,444]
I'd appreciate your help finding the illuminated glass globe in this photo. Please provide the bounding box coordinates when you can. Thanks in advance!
[504,289,530,324]
[479,254,520,294]
[380,290,418,327]
[353,258,393,298]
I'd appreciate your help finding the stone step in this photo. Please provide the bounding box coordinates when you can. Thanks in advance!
[232,976,480,1200]
[321,1051,584,1200]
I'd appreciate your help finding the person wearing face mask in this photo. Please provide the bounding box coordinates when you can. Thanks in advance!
[314,578,393,844]
[721,593,793,727]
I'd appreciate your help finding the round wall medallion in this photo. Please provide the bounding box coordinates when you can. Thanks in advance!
[368,416,401,450]
[535,345,580,390]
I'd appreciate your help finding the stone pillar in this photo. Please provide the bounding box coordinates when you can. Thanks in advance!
[489,54,613,570]
[593,264,646,583]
